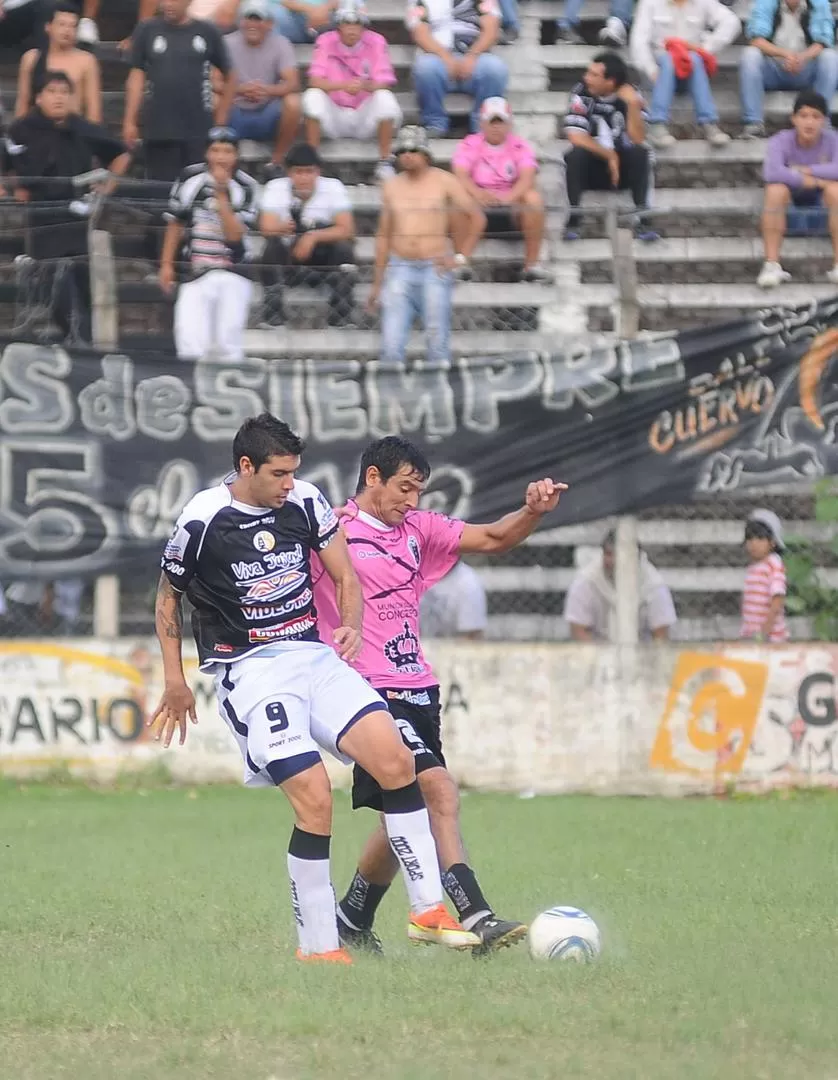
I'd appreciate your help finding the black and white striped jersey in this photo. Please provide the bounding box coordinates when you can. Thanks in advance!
[165,164,260,277]
[160,477,339,670]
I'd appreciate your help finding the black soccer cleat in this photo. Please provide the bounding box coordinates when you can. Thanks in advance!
[470,915,528,957]
[338,920,385,956]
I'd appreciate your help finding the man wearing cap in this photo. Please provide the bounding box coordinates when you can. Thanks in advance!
[453,97,553,282]
[407,0,508,134]
[160,127,260,359]
[370,125,484,366]
[226,0,302,167]
[303,0,402,183]
[260,142,357,326]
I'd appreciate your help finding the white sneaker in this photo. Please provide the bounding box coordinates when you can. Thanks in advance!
[77,17,99,44]
[648,123,676,149]
[756,261,791,288]
[826,265,838,284]
[701,123,730,147]
[598,16,627,46]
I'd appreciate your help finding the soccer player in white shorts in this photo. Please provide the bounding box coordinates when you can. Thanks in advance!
[151,413,479,962]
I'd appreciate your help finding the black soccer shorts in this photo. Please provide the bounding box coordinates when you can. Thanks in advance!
[351,686,445,811]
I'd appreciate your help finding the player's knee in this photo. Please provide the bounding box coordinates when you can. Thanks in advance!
[370,743,416,791]
[283,768,333,833]
[302,87,328,120]
[418,766,459,820]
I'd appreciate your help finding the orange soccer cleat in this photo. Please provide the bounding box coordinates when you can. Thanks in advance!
[295,947,354,965]
[407,904,481,950]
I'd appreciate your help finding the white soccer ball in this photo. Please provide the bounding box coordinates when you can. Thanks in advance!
[527,906,601,962]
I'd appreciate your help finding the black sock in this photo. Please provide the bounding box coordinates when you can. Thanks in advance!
[338,869,390,931]
[442,863,492,928]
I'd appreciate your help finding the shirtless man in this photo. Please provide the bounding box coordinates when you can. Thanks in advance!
[368,125,485,367]
[16,3,102,122]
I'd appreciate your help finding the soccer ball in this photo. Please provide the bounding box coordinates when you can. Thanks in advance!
[527,906,601,962]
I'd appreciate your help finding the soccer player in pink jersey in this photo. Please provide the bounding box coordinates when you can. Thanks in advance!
[312,436,566,954]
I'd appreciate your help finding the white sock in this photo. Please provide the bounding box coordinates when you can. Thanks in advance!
[287,829,340,955]
[381,783,444,915]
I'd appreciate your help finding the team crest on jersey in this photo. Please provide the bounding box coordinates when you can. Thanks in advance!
[253,530,275,553]
[383,620,423,674]
[238,568,306,604]
[407,536,420,568]
[152,35,167,52]
[192,35,207,52]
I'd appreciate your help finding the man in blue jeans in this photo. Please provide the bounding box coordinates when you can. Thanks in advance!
[367,126,484,367]
[226,0,302,166]
[408,0,508,134]
[557,0,634,48]
[741,0,837,139]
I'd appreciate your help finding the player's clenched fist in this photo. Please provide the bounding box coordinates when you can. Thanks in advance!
[525,478,568,515]
[333,625,363,662]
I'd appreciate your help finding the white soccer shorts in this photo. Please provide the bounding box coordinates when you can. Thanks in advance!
[302,88,402,140]
[213,641,387,787]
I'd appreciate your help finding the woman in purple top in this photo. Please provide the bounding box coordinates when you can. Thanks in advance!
[759,88,838,287]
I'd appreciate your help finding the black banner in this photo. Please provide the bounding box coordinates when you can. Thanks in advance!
[2,298,838,579]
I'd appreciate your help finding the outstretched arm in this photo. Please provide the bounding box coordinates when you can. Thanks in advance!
[150,572,197,747]
[459,478,567,554]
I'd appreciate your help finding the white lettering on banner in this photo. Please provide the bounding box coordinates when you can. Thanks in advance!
[78,355,138,441]
[127,460,200,542]
[458,354,542,434]
[305,357,367,443]
[267,358,309,440]
[191,359,267,442]
[366,361,457,439]
[0,343,74,433]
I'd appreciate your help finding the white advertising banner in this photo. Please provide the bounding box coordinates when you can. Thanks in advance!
[1,639,837,793]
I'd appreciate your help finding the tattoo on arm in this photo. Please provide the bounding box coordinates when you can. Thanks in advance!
[156,573,183,640]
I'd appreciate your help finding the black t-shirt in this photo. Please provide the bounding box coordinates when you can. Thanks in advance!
[130,17,230,142]
[160,477,339,670]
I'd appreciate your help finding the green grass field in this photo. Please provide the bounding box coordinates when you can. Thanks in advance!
[2,780,838,1080]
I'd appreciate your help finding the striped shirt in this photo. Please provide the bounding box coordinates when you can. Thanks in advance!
[165,164,260,277]
[740,552,788,642]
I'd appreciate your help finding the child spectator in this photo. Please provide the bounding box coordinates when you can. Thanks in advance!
[629,0,739,147]
[740,509,789,642]
[303,0,402,183]
[758,89,838,287]
[452,96,553,281]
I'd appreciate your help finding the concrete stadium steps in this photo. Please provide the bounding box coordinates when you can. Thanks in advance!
[239,327,553,354]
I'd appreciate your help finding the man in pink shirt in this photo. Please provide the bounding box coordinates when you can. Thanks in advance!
[312,435,566,954]
[452,96,553,282]
[302,0,402,183]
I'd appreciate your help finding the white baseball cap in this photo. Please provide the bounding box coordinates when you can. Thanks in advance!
[480,96,511,122]
[240,0,272,18]
[747,508,785,550]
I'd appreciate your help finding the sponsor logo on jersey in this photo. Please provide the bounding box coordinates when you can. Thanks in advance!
[316,492,338,536]
[232,560,264,580]
[238,515,276,530]
[164,561,186,576]
[215,644,234,653]
[378,605,417,621]
[389,836,424,881]
[241,590,313,621]
[263,545,304,571]
[253,530,276,553]
[238,568,307,604]
[247,613,316,642]
[357,549,389,560]
[163,524,190,561]
[383,620,423,674]
[387,689,432,706]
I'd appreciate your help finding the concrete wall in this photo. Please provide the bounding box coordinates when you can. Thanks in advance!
[1,639,836,794]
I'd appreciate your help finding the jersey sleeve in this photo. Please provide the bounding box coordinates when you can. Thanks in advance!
[451,134,479,173]
[160,513,205,592]
[416,511,465,589]
[129,21,151,71]
[564,86,591,136]
[207,24,231,73]
[164,170,192,224]
[302,485,340,552]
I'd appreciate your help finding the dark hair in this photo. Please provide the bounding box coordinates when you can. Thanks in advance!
[793,89,828,116]
[232,413,304,472]
[592,51,627,88]
[36,69,74,94]
[355,436,431,493]
[285,143,321,170]
[48,2,81,20]
[744,520,775,545]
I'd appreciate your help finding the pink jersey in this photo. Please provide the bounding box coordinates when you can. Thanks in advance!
[312,503,464,688]
[452,132,538,196]
[308,29,396,109]
[740,552,789,642]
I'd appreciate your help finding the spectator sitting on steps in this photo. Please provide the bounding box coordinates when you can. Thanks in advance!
[303,0,403,184]
[452,96,554,282]
[557,0,634,49]
[758,90,838,288]
[741,0,837,140]
[226,0,302,168]
[629,0,740,148]
[420,558,488,639]
[16,3,102,122]
[563,51,658,243]
[408,0,509,135]
[564,527,677,641]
